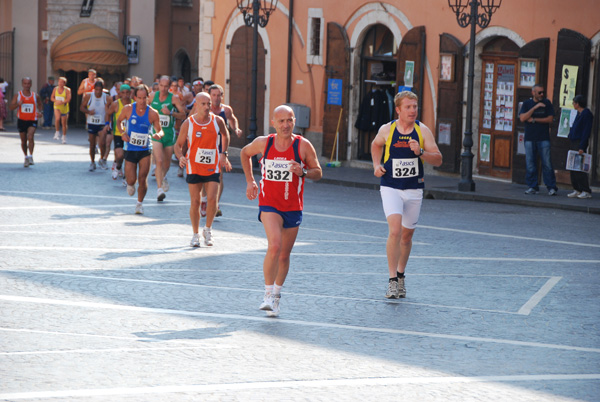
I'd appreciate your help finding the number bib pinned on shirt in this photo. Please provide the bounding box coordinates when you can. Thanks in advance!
[129,132,149,147]
[195,148,216,164]
[21,104,33,114]
[264,159,293,182]
[159,114,171,128]
[90,115,102,125]
[392,158,419,178]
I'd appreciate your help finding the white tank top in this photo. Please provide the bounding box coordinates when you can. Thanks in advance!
[86,92,107,125]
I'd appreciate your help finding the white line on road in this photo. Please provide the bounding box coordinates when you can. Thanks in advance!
[1,295,599,353]
[517,277,562,315]
[1,190,597,248]
[0,374,599,400]
[0,245,598,263]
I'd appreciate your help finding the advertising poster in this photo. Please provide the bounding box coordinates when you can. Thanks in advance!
[559,65,579,109]
[557,108,571,138]
[480,133,491,162]
[404,61,415,87]
[438,122,451,145]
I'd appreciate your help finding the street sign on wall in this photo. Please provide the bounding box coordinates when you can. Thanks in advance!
[125,35,140,64]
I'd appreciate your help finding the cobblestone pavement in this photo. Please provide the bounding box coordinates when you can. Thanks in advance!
[1,130,599,401]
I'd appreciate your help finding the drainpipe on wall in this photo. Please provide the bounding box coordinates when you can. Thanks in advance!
[286,0,294,103]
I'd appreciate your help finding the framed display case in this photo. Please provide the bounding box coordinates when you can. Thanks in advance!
[440,53,454,82]
[518,58,538,88]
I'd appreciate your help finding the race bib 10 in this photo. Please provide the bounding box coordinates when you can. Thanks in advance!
[129,132,149,147]
[195,148,216,164]
[264,159,293,182]
[392,158,419,178]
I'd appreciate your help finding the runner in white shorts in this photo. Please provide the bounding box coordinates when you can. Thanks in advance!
[371,90,442,299]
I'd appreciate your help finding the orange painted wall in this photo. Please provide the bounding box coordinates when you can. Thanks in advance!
[209,0,599,135]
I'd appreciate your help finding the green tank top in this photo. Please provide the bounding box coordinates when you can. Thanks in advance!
[151,92,175,134]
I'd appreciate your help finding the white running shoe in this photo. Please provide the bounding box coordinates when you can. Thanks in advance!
[203,227,213,246]
[163,177,169,192]
[118,169,124,178]
[89,162,96,171]
[122,178,127,187]
[111,162,117,171]
[24,157,30,168]
[111,169,118,180]
[28,156,34,165]
[135,203,144,215]
[100,159,108,170]
[157,188,166,202]
[567,190,581,198]
[127,185,135,196]
[53,131,60,140]
[266,295,281,317]
[200,201,207,217]
[259,294,274,311]
[62,136,67,144]
[578,191,592,199]
[190,233,200,247]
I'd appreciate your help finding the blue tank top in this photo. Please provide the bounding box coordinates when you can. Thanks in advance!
[380,120,425,190]
[125,103,152,152]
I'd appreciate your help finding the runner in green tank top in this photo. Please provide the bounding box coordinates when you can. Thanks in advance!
[151,75,186,201]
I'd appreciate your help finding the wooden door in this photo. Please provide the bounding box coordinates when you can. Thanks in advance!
[478,58,517,179]
[322,22,350,160]
[550,29,591,180]
[435,33,464,173]
[229,26,265,149]
[396,26,426,113]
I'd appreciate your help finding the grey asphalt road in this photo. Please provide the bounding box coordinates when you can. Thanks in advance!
[1,130,599,401]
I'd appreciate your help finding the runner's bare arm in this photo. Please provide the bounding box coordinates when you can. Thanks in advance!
[215,115,232,172]
[371,123,391,177]
[224,105,242,137]
[241,136,269,200]
[117,104,132,141]
[174,119,189,167]
[149,109,163,139]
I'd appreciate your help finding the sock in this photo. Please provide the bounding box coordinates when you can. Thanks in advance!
[273,284,282,296]
[389,277,398,282]
[397,272,405,278]
[264,285,274,296]
[204,225,211,231]
[136,201,142,206]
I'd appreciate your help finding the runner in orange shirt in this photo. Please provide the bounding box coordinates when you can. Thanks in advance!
[9,77,42,167]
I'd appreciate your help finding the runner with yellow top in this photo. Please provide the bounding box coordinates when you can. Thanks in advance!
[151,76,186,201]
[106,83,132,180]
[371,90,442,299]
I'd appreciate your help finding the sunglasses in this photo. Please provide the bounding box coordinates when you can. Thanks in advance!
[536,91,544,95]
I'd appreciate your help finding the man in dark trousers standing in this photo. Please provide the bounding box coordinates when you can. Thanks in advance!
[39,76,55,129]
[567,95,593,199]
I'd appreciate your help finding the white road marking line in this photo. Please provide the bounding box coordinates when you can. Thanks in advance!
[0,189,188,203]
[2,190,597,248]
[0,245,597,263]
[0,270,555,315]
[517,277,562,315]
[2,295,599,353]
[1,374,599,400]
[0,345,234,356]
[0,202,189,210]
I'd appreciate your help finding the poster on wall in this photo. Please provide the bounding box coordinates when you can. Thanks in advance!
[557,108,571,138]
[327,78,343,106]
[404,61,415,87]
[440,54,454,82]
[559,65,579,109]
[480,133,491,162]
[438,122,451,145]
[517,131,525,155]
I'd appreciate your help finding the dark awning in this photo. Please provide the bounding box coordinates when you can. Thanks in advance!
[51,23,128,74]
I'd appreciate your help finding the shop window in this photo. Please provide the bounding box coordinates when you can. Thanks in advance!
[307,8,324,65]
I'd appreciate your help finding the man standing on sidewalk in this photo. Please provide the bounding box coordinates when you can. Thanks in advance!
[39,76,55,129]
[519,84,558,196]
[241,105,322,317]
[371,91,442,299]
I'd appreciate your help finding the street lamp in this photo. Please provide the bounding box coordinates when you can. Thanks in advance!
[236,0,278,143]
[448,0,502,191]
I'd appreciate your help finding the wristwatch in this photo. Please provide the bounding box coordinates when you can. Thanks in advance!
[301,168,308,177]
[419,148,425,156]
[222,151,228,156]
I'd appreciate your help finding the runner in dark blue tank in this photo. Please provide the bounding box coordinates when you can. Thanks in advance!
[116,84,164,215]
[371,91,443,299]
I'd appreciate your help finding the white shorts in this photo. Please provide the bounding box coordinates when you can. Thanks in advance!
[380,186,423,229]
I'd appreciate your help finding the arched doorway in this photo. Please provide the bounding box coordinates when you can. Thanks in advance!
[173,50,191,82]
[355,24,397,160]
[228,26,265,149]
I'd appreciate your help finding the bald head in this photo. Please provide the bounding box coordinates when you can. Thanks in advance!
[272,105,296,136]
[273,105,294,118]
[196,91,210,102]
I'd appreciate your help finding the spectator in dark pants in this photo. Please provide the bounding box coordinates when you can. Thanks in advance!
[567,95,593,199]
[39,76,55,129]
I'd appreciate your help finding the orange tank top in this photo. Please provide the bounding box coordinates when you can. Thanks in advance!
[17,91,37,121]
[185,114,221,176]
[83,78,95,93]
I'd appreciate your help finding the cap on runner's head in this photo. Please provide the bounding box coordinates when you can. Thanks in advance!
[120,84,131,91]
